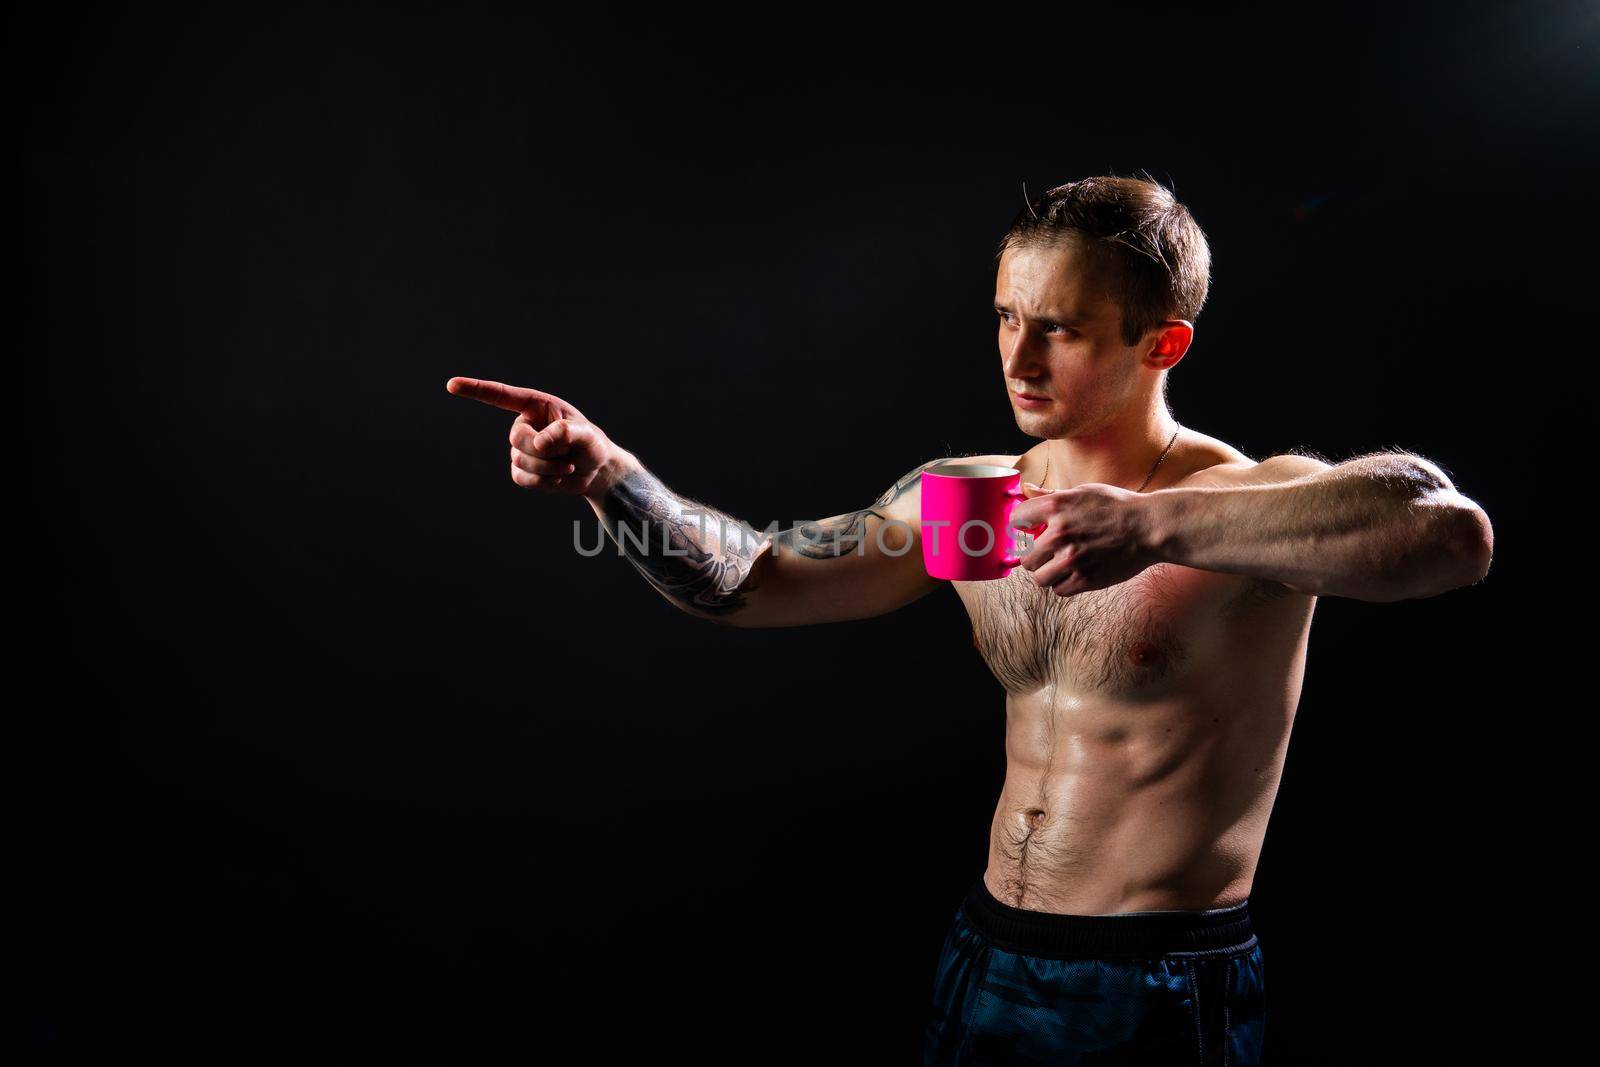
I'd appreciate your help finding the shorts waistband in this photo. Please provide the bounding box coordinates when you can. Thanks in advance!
[961,873,1257,958]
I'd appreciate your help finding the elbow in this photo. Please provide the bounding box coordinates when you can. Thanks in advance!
[1404,462,1492,587]
[1351,502,1494,602]
[712,544,780,628]
[1390,503,1493,599]
[1450,503,1495,587]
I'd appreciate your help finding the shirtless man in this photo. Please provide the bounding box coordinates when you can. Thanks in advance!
[446,175,1494,1064]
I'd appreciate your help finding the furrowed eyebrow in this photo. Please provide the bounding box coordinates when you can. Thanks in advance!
[993,302,1085,326]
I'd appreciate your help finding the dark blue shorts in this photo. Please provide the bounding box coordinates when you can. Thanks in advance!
[924,873,1265,1065]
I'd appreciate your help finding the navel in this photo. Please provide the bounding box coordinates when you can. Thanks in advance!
[1024,807,1047,831]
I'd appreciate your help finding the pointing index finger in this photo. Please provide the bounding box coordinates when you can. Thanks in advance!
[446,377,547,415]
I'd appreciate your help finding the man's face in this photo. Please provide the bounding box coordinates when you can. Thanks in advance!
[995,240,1148,438]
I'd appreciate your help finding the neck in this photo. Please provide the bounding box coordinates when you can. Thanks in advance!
[1044,406,1181,491]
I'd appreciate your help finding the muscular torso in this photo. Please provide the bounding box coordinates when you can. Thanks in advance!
[951,443,1317,914]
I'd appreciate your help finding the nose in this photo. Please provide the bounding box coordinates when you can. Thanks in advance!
[1000,323,1046,381]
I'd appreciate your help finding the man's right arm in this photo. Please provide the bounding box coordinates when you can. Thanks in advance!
[445,374,968,627]
[583,449,955,628]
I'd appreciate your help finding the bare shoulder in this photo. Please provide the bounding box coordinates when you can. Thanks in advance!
[1164,428,1332,490]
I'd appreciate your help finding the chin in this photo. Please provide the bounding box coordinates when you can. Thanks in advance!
[1014,409,1067,436]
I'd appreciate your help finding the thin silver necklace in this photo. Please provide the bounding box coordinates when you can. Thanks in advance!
[1041,425,1182,493]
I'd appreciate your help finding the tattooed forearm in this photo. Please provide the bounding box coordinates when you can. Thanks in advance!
[594,455,958,620]
[597,466,774,618]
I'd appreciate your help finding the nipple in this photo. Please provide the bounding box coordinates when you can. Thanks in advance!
[1128,640,1161,667]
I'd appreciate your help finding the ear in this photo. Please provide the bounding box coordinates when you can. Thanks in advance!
[1146,321,1194,370]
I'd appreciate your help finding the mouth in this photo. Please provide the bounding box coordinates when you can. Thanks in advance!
[1012,392,1052,408]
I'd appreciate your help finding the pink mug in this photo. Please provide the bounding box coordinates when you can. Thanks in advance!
[920,463,1043,581]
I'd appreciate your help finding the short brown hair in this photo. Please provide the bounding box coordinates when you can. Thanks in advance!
[995,174,1211,347]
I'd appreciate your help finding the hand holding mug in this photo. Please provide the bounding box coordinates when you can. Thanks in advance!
[1007,481,1160,597]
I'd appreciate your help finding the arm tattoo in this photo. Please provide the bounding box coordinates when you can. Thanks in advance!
[598,466,772,618]
[774,457,950,559]
[598,456,955,617]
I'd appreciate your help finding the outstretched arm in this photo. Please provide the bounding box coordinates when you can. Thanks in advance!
[1144,451,1494,601]
[448,374,971,626]
[1009,450,1494,602]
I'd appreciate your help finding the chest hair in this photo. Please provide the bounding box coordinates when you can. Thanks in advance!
[962,565,1193,697]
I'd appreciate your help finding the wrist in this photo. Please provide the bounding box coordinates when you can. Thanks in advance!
[1136,488,1188,565]
[586,446,641,500]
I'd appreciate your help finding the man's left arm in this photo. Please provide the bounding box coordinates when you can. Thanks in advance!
[1141,451,1495,602]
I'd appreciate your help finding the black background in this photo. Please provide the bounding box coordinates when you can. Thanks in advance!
[22,2,1587,1062]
